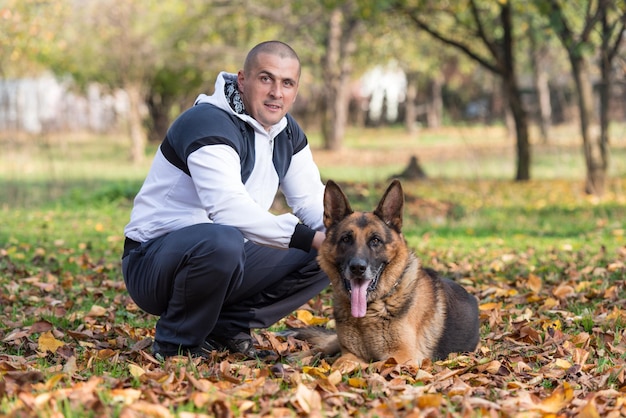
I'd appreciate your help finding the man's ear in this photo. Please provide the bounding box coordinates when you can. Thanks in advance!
[237,70,245,91]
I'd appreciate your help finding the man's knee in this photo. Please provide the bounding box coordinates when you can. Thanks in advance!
[188,224,245,273]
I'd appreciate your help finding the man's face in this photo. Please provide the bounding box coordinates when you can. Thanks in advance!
[237,52,300,131]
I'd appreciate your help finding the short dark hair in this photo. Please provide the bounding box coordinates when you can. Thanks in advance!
[244,41,301,76]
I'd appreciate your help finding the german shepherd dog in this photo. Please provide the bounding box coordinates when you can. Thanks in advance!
[297,180,479,365]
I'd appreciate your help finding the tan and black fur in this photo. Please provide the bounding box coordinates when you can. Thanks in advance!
[298,179,479,365]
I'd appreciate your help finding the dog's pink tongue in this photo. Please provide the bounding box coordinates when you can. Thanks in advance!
[350,281,368,318]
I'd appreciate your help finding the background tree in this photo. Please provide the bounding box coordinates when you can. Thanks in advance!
[526,13,555,143]
[537,0,626,196]
[0,0,67,78]
[46,0,248,163]
[393,0,533,181]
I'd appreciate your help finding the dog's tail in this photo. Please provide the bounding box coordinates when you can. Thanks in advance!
[281,327,341,357]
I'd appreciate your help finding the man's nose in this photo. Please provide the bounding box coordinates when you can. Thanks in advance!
[270,83,283,98]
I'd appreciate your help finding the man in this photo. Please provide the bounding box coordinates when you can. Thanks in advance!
[122,41,328,360]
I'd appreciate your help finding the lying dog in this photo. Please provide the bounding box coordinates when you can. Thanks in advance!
[296,179,480,365]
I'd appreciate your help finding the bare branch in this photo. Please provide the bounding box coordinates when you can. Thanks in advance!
[469,0,500,61]
[402,7,500,74]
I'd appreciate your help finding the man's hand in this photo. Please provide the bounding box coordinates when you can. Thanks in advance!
[311,231,326,251]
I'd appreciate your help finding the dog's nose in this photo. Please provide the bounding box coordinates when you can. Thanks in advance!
[349,259,367,276]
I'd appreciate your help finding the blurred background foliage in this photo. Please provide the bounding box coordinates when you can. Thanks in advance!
[1,0,625,195]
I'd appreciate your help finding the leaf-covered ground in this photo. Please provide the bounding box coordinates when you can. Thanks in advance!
[0,218,624,413]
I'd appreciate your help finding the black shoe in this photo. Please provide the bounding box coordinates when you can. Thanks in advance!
[152,340,217,361]
[206,334,278,361]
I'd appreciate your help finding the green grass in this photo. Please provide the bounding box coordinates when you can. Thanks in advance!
[2,125,625,261]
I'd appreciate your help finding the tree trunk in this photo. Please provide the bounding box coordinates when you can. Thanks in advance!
[595,7,617,197]
[535,70,552,143]
[404,72,419,135]
[503,77,531,180]
[571,55,606,196]
[147,92,174,143]
[500,2,530,180]
[321,4,359,151]
[529,18,552,143]
[427,75,443,129]
[126,83,147,164]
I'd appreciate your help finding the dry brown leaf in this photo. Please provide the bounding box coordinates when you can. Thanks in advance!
[122,401,173,418]
[552,283,576,300]
[85,304,108,317]
[527,273,542,294]
[293,383,322,415]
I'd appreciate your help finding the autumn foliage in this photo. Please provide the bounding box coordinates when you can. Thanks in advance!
[1,178,626,417]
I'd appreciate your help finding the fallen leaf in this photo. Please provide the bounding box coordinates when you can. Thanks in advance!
[293,383,322,415]
[296,310,328,326]
[527,273,542,294]
[86,305,107,317]
[128,363,146,379]
[38,331,65,353]
[537,382,574,413]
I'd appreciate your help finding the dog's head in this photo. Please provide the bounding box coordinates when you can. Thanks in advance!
[319,180,408,318]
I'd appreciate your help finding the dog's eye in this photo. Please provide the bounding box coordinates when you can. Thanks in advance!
[340,234,353,244]
[369,237,382,247]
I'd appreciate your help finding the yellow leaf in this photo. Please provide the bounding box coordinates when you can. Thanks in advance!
[296,309,328,326]
[542,319,562,332]
[479,302,501,311]
[417,393,443,408]
[347,377,367,388]
[297,310,313,322]
[538,382,574,413]
[606,307,624,321]
[554,358,572,369]
[578,397,601,418]
[303,366,328,379]
[542,297,560,309]
[38,331,65,353]
[44,373,65,390]
[128,363,146,378]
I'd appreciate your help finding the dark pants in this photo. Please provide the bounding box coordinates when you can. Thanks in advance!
[121,223,329,349]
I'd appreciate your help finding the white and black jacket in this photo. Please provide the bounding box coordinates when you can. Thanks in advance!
[124,72,325,251]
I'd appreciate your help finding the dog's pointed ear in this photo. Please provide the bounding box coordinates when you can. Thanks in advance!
[374,179,404,232]
[323,180,353,229]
